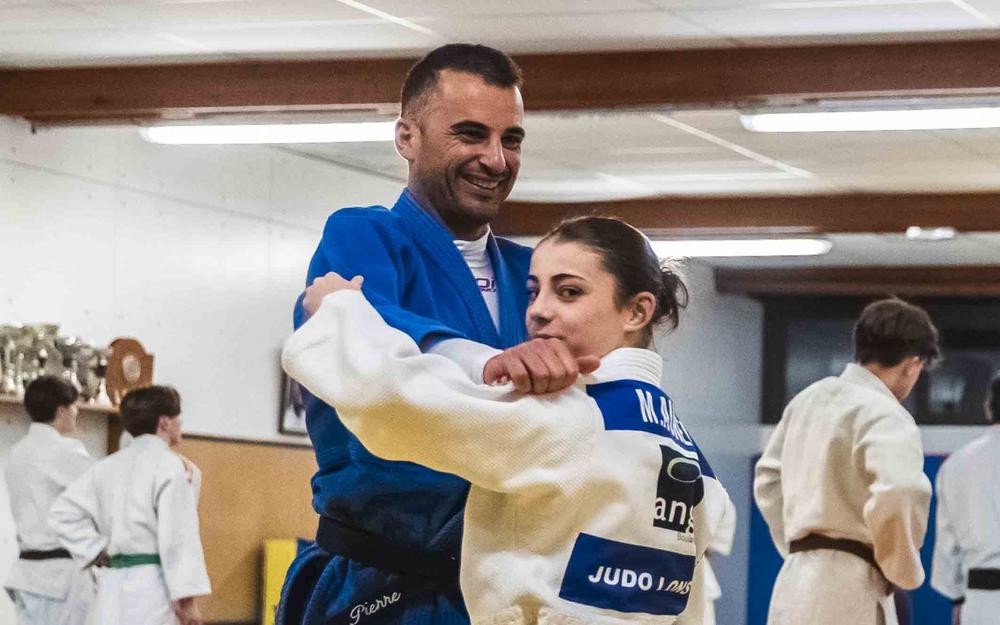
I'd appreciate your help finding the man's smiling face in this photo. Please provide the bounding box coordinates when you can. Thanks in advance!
[397,69,525,238]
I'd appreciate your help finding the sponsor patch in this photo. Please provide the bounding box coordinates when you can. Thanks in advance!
[559,533,695,616]
[654,445,704,533]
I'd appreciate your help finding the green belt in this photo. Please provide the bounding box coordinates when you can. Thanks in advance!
[109,553,161,568]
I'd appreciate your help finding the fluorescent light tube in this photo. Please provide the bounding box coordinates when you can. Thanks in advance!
[741,108,1000,132]
[905,226,957,241]
[140,122,397,145]
[651,238,832,257]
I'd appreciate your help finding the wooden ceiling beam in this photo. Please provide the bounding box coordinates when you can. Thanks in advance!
[6,39,1000,123]
[715,265,1000,298]
[494,192,1000,236]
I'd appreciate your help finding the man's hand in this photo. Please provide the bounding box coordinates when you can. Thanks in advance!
[952,601,962,625]
[302,272,364,318]
[483,338,600,394]
[174,597,204,625]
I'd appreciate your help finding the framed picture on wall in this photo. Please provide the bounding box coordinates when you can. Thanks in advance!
[279,369,308,436]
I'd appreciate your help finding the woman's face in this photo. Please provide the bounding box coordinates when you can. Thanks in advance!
[526,239,640,359]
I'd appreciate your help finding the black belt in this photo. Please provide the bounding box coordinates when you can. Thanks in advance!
[19,548,71,561]
[315,516,459,583]
[968,568,1000,590]
[789,534,880,573]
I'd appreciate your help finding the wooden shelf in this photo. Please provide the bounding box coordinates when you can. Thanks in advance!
[0,394,118,414]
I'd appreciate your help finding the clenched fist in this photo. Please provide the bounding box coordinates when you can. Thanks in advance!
[483,337,600,394]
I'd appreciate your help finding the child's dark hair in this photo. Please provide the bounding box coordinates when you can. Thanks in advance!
[119,385,181,437]
[24,375,79,423]
[853,298,941,368]
[539,216,688,345]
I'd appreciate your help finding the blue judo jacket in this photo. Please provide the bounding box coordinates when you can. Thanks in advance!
[279,190,532,625]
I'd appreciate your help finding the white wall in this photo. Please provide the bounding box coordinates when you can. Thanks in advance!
[656,260,764,625]
[0,115,402,441]
[0,114,403,621]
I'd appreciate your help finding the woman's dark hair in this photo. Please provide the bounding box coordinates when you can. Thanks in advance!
[401,44,523,117]
[119,385,181,437]
[853,298,941,368]
[540,216,688,345]
[24,375,79,423]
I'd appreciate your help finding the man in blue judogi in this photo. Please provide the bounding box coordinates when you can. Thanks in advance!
[278,44,589,625]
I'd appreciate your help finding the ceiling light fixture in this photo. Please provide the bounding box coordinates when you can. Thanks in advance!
[650,238,832,258]
[741,107,1000,132]
[905,226,957,241]
[139,122,397,145]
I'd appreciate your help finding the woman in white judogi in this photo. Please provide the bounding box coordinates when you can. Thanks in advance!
[755,299,939,625]
[49,385,210,625]
[284,216,733,625]
[932,373,1000,625]
[4,377,94,625]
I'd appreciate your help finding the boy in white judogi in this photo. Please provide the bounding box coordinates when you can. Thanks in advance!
[755,298,938,625]
[49,385,210,625]
[4,376,94,625]
[932,373,1000,625]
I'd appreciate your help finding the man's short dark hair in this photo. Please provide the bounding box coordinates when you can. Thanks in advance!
[400,43,523,117]
[853,298,941,368]
[119,385,181,437]
[24,376,79,423]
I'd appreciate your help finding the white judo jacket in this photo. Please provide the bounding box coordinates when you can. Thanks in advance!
[48,434,211,608]
[283,290,732,625]
[932,425,1000,623]
[4,422,93,600]
[754,363,932,591]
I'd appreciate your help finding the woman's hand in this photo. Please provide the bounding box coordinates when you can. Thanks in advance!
[303,272,364,318]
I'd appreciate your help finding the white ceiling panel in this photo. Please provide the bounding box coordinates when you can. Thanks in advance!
[0,4,116,31]
[0,0,60,6]
[0,30,217,66]
[76,0,367,29]
[168,21,437,56]
[419,11,714,53]
[368,0,656,18]
[674,1,987,37]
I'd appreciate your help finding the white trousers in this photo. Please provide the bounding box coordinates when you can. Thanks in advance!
[960,589,1000,625]
[93,566,176,625]
[10,569,95,625]
[766,550,898,625]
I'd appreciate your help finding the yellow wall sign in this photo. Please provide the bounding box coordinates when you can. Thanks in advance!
[262,539,299,625]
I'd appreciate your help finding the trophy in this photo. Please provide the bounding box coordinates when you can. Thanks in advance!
[0,324,21,396]
[1,321,129,405]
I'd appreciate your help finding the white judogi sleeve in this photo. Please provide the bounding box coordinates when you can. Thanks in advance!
[49,470,107,568]
[855,407,929,590]
[754,416,789,558]
[931,464,965,601]
[155,464,210,601]
[283,291,598,494]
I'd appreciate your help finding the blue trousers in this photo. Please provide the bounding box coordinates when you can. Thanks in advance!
[276,543,469,625]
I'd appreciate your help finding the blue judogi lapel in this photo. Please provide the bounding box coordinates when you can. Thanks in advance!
[394,190,527,349]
